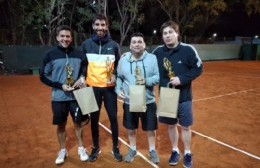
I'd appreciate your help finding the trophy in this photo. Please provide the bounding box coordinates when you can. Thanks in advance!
[106,57,113,82]
[163,57,175,79]
[135,65,142,85]
[65,64,74,87]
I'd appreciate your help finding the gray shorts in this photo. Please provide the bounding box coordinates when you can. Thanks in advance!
[159,101,193,127]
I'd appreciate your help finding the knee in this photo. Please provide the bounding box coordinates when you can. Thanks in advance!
[168,124,177,130]
[181,126,190,131]
[146,130,155,137]
[57,123,66,131]
[128,130,136,136]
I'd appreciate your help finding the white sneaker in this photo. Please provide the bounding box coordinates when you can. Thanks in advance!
[55,149,68,165]
[78,147,89,161]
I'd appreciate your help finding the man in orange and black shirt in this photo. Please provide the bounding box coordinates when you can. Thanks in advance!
[81,14,122,162]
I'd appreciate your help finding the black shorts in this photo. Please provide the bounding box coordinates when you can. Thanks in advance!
[51,100,89,125]
[123,102,158,131]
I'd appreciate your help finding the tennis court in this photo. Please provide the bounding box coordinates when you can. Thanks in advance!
[0,60,259,168]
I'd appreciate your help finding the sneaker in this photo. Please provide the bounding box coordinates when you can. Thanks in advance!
[149,150,160,164]
[124,148,137,163]
[183,153,192,168]
[112,147,123,162]
[169,150,181,166]
[55,149,68,165]
[78,147,89,161]
[89,147,101,162]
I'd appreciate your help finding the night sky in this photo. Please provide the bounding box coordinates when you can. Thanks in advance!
[0,1,259,43]
[140,2,260,39]
[207,5,260,38]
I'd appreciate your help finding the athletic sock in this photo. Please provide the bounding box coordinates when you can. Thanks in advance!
[172,147,180,154]
[130,145,136,151]
[184,149,191,155]
[149,146,155,152]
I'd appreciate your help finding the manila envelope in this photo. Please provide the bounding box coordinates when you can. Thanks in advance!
[73,87,99,115]
[129,85,147,112]
[157,86,180,118]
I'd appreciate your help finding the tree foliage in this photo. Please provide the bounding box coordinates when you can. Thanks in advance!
[245,0,260,15]
[113,0,145,46]
[156,0,179,21]
[0,0,259,45]
[155,0,227,41]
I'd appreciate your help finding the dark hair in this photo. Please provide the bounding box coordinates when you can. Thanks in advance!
[130,32,145,41]
[56,25,73,36]
[160,21,179,35]
[92,14,109,26]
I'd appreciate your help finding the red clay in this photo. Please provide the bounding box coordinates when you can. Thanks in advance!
[0,60,259,168]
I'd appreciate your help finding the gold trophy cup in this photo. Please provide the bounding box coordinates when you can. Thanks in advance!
[106,57,113,82]
[135,65,142,85]
[65,65,74,87]
[163,57,175,79]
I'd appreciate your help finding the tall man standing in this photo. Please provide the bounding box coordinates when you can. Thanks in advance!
[153,21,202,168]
[81,14,122,162]
[40,25,89,165]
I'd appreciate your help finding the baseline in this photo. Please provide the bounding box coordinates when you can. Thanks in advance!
[193,87,260,102]
[191,129,260,160]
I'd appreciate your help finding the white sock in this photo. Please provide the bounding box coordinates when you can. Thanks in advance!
[130,145,136,151]
[184,150,191,155]
[172,147,179,154]
[61,148,66,152]
[149,146,155,152]
[78,146,84,150]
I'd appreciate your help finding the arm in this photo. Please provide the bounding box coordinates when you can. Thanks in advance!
[39,54,63,89]
[115,59,125,99]
[78,52,87,78]
[73,52,88,88]
[107,43,120,85]
[145,55,160,87]
[113,43,120,76]
[178,48,203,86]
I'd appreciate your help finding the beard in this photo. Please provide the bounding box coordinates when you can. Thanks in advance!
[95,29,107,38]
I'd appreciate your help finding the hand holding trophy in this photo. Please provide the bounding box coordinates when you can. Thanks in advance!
[106,57,113,83]
[163,57,175,79]
[135,65,144,85]
[65,64,74,87]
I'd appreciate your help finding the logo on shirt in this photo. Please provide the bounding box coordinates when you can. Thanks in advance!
[178,60,182,64]
[107,47,113,51]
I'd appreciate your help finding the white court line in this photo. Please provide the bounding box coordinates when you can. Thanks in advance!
[191,130,260,160]
[246,92,260,96]
[203,72,260,78]
[193,87,260,102]
[192,87,260,160]
[112,88,260,162]
[99,122,159,168]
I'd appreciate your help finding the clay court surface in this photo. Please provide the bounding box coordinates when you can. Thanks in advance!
[0,60,259,168]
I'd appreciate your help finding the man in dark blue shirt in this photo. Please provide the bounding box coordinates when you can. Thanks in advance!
[40,25,89,165]
[153,21,202,168]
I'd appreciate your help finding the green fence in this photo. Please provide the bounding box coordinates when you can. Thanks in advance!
[0,44,258,75]
[239,44,258,60]
[0,45,51,74]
